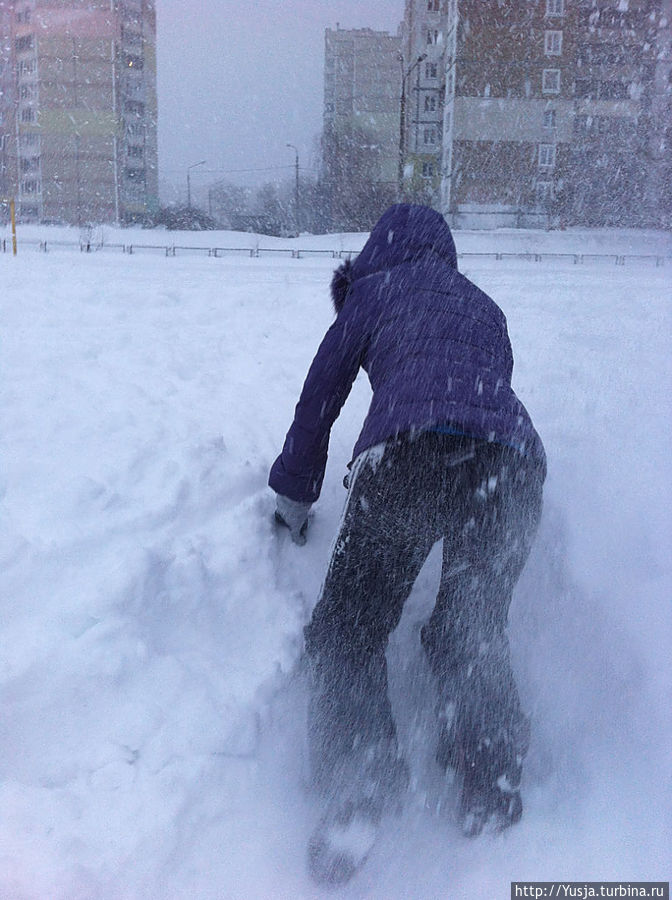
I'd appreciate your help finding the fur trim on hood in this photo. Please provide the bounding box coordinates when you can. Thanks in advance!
[330,257,354,315]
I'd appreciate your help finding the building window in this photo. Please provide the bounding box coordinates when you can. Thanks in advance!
[20,107,35,122]
[126,182,146,202]
[427,0,440,10]
[121,26,143,46]
[424,94,438,112]
[545,31,562,56]
[21,132,39,146]
[124,100,145,116]
[426,28,441,45]
[18,59,36,76]
[22,179,40,193]
[573,114,589,134]
[546,0,564,15]
[425,62,438,79]
[599,81,628,100]
[124,166,145,181]
[127,144,144,158]
[124,77,144,98]
[16,8,31,24]
[536,181,554,204]
[574,78,594,99]
[423,127,437,145]
[578,44,631,67]
[538,143,556,168]
[542,69,561,94]
[544,108,557,128]
[422,161,435,178]
[15,34,34,52]
[612,117,636,140]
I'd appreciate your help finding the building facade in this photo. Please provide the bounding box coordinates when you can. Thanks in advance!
[1,1,15,203]
[440,0,578,225]
[396,0,671,228]
[647,0,672,228]
[400,0,447,206]
[651,0,672,227]
[0,0,157,225]
[322,26,402,229]
[569,0,671,226]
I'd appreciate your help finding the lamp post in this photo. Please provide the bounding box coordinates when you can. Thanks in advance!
[187,160,206,209]
[398,53,427,199]
[286,143,300,235]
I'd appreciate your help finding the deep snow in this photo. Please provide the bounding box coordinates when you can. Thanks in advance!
[1,225,671,899]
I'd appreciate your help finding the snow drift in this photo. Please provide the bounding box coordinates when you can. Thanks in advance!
[1,225,670,898]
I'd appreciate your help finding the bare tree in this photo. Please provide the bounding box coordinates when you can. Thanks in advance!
[321,124,396,232]
[208,181,251,227]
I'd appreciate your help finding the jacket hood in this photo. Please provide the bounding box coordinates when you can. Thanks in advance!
[331,204,458,313]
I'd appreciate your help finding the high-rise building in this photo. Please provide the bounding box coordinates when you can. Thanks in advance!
[648,0,672,228]
[0,0,157,225]
[0,1,15,203]
[322,26,402,229]
[400,0,447,206]
[398,0,671,228]
[440,0,577,225]
[569,0,671,226]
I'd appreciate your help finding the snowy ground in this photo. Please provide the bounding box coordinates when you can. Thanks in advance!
[1,225,671,899]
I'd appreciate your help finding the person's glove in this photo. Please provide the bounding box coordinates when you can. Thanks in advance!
[274,494,312,545]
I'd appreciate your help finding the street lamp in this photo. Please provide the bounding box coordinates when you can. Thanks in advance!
[187,160,206,209]
[286,143,300,235]
[398,53,427,199]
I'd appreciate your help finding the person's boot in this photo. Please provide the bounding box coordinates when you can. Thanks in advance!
[308,796,382,886]
[455,730,527,837]
[307,742,409,886]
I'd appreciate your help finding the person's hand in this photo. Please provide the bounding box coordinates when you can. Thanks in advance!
[274,494,312,545]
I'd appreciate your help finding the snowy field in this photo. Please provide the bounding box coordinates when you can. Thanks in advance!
[1,225,671,899]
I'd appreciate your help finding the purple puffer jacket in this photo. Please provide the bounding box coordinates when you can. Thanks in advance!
[269,204,545,503]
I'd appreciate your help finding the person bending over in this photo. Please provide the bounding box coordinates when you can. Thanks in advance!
[269,204,546,884]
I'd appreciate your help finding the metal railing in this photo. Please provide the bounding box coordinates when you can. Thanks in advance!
[1,238,355,259]
[1,237,670,267]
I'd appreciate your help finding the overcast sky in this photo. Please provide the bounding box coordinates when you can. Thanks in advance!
[156,0,404,200]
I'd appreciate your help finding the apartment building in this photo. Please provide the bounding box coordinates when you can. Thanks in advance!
[0,1,14,202]
[438,0,577,225]
[0,0,157,225]
[396,0,671,227]
[648,0,672,228]
[322,26,402,228]
[569,0,671,226]
[399,0,447,205]
[399,0,572,219]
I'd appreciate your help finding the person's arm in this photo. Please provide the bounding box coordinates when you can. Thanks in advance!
[269,303,367,506]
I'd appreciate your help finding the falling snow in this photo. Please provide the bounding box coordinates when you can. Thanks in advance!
[0,221,670,897]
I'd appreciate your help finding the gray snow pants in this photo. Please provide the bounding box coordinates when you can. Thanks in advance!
[303,431,544,803]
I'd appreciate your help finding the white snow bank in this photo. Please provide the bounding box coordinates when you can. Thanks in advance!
[1,229,670,897]
[3,220,671,258]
